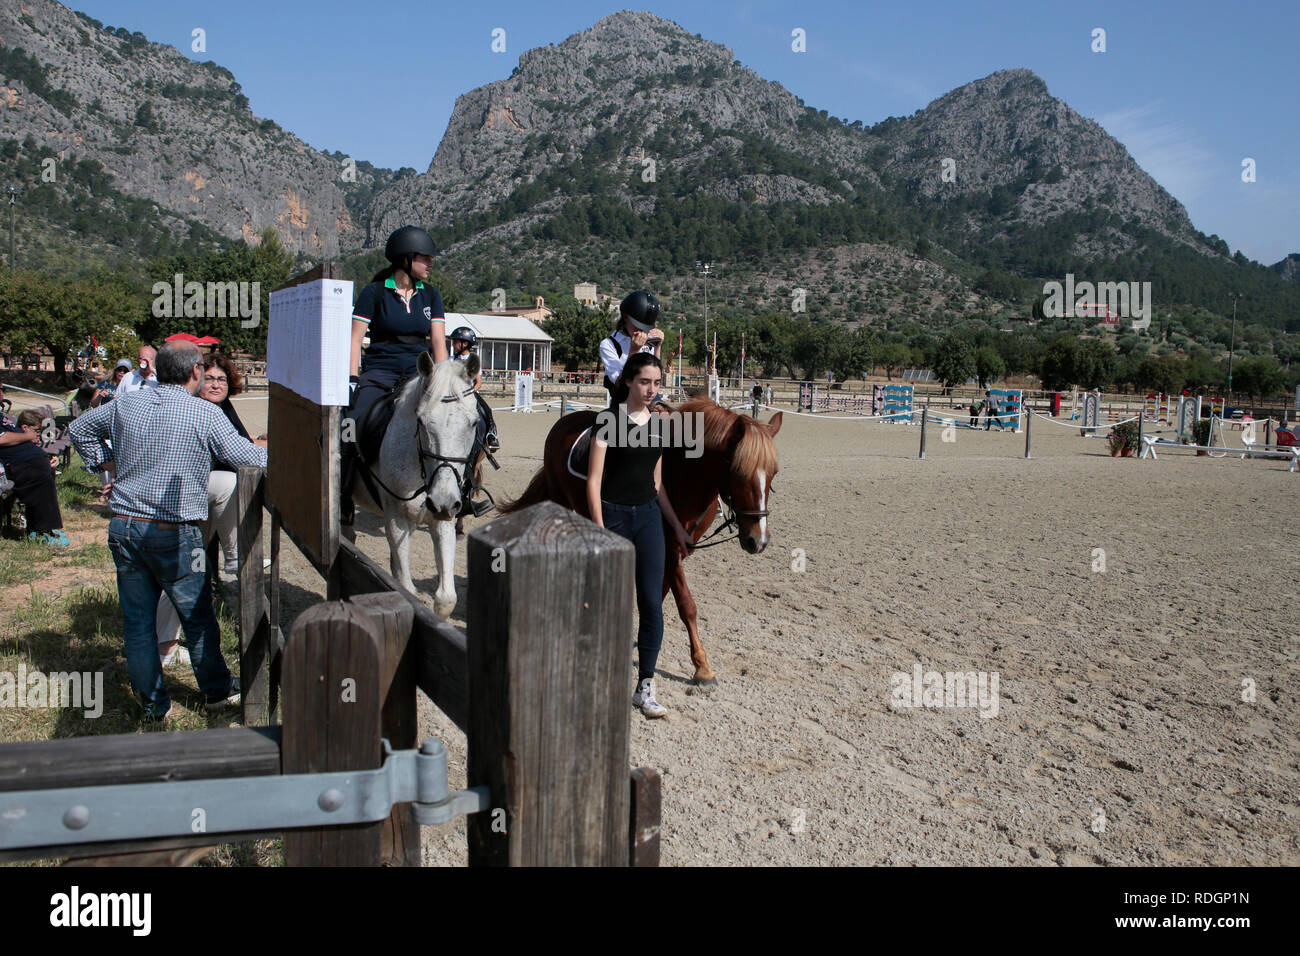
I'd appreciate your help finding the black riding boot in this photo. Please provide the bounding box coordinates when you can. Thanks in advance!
[340,439,357,528]
[475,392,499,453]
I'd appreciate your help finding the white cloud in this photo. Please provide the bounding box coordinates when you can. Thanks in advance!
[1097,102,1216,202]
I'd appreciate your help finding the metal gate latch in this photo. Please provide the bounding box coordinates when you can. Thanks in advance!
[0,737,490,850]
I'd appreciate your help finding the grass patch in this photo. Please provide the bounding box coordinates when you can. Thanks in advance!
[0,536,64,586]
[1,580,243,739]
[56,453,105,509]
[0,534,113,587]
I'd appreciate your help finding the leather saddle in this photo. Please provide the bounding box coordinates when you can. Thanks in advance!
[567,427,593,480]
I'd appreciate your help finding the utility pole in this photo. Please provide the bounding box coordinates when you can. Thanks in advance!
[1226,294,1239,405]
[696,261,712,375]
[6,185,19,270]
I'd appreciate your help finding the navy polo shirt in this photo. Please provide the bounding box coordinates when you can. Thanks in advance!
[0,423,50,467]
[353,277,446,373]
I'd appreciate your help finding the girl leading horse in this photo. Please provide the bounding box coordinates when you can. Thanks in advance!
[502,394,781,686]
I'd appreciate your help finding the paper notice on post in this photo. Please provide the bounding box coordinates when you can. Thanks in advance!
[267,278,354,405]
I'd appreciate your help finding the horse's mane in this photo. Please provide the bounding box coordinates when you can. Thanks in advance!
[676,400,778,479]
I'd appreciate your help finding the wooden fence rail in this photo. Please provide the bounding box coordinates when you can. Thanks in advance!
[0,499,660,867]
[0,259,661,867]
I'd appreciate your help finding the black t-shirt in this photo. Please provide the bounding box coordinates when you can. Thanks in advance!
[594,408,665,506]
[353,277,446,373]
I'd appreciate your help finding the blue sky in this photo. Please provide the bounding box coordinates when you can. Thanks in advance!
[70,0,1297,263]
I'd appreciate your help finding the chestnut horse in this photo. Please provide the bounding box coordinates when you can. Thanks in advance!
[501,399,781,685]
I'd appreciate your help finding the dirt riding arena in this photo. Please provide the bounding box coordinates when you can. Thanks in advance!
[231,396,1298,866]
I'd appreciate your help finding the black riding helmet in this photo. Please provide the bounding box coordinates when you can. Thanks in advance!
[619,290,660,333]
[449,326,477,348]
[384,226,436,275]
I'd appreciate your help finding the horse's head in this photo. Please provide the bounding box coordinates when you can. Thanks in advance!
[680,401,782,554]
[412,351,481,518]
[723,410,781,553]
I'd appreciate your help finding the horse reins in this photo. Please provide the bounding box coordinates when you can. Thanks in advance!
[357,384,495,514]
[686,491,770,550]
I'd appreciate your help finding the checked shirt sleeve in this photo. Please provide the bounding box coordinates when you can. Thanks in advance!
[68,402,114,471]
[207,409,267,471]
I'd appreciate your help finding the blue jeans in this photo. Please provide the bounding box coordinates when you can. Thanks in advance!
[107,516,233,717]
[603,498,664,681]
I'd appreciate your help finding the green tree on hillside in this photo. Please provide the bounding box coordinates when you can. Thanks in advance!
[932,335,975,392]
[1134,355,1187,396]
[1037,336,1081,391]
[877,341,912,380]
[0,270,140,381]
[1231,357,1286,404]
[143,227,294,354]
[972,346,1005,388]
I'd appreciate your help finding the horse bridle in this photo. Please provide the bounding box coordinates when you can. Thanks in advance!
[358,384,492,515]
[687,487,770,550]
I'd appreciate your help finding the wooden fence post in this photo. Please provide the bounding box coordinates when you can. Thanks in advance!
[282,602,384,866]
[350,592,420,867]
[236,467,272,725]
[918,407,928,460]
[465,502,635,866]
[629,767,662,867]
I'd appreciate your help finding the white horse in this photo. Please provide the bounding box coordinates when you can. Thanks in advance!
[351,352,482,618]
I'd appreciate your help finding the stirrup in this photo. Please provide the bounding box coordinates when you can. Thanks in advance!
[463,484,496,518]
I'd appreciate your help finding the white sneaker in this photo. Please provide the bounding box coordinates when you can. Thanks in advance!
[223,557,272,574]
[632,678,668,718]
[159,645,191,669]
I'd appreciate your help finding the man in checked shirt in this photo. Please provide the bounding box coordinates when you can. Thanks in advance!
[70,342,267,722]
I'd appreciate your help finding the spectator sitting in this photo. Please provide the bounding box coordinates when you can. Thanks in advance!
[0,409,69,547]
[91,358,133,408]
[117,345,158,395]
[69,341,267,722]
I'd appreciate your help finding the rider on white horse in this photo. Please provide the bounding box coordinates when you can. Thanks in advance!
[342,226,490,524]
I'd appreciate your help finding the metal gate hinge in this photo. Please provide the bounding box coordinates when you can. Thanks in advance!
[0,737,490,850]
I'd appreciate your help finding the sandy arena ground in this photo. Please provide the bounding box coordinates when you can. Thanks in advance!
[63,390,1300,866]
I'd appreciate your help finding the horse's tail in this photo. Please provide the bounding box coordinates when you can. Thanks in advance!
[498,466,552,514]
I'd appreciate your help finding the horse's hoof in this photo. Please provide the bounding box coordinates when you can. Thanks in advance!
[434,599,456,619]
[691,676,718,690]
